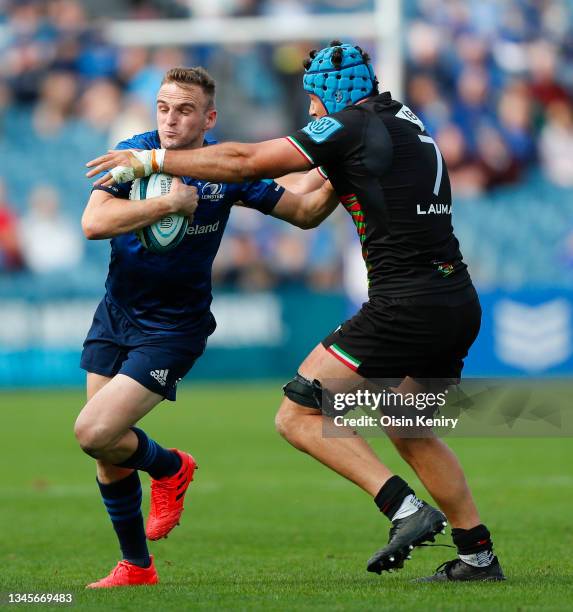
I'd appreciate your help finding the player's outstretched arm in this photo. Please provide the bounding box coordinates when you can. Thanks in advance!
[86,139,313,187]
[271,179,339,230]
[82,178,198,239]
[275,168,327,195]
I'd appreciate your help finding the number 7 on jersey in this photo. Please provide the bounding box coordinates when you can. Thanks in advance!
[419,135,443,196]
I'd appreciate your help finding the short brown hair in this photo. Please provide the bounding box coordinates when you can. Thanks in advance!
[161,66,216,108]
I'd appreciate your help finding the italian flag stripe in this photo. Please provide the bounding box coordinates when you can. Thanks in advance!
[317,166,328,179]
[285,137,314,164]
[327,344,361,371]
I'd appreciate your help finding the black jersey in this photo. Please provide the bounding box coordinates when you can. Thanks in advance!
[287,92,472,298]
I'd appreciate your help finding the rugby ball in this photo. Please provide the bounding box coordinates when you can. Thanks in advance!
[129,173,188,253]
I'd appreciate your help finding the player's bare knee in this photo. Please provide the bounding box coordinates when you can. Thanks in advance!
[278,373,324,440]
[275,400,300,439]
[74,419,119,458]
[73,415,88,446]
[275,398,322,442]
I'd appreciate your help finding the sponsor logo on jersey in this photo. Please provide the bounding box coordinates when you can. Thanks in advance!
[433,260,455,277]
[396,105,425,131]
[417,203,452,215]
[302,116,343,144]
[150,369,169,386]
[186,220,220,236]
[201,182,225,200]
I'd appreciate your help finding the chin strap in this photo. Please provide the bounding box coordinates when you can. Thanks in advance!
[110,148,166,184]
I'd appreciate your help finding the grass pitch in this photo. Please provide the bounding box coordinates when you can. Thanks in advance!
[0,385,571,611]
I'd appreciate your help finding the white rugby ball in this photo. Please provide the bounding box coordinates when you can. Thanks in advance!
[129,173,188,253]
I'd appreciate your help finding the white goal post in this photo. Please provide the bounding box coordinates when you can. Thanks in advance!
[105,0,403,98]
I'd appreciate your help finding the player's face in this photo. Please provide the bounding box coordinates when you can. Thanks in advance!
[308,94,328,119]
[156,82,217,150]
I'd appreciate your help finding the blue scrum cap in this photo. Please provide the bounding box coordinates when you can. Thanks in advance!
[302,41,378,114]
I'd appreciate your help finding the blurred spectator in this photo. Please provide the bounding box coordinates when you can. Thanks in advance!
[4,2,53,103]
[79,79,122,132]
[33,71,78,136]
[497,81,535,164]
[305,220,343,290]
[268,229,308,285]
[214,233,274,290]
[452,67,494,152]
[273,43,313,130]
[456,33,489,70]
[436,124,485,197]
[407,22,442,72]
[107,99,154,148]
[540,101,573,188]
[19,185,83,274]
[407,74,450,135]
[528,41,570,109]
[0,80,12,129]
[476,126,521,189]
[127,48,187,112]
[116,47,150,89]
[0,178,23,272]
[232,0,265,16]
[47,0,87,32]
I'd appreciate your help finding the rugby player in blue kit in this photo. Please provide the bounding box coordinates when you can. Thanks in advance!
[89,44,505,583]
[76,66,339,588]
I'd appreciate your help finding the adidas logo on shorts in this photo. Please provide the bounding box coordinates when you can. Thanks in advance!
[150,369,169,387]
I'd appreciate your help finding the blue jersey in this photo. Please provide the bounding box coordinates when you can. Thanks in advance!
[94,130,285,334]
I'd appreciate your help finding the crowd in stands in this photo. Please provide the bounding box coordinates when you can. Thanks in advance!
[406,0,573,195]
[0,0,572,290]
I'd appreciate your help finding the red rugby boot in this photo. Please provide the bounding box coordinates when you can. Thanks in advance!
[146,449,197,540]
[86,556,158,588]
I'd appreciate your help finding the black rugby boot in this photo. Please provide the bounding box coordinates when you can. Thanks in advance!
[414,556,506,582]
[367,502,447,574]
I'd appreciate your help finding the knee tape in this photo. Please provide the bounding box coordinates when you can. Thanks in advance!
[282,373,323,410]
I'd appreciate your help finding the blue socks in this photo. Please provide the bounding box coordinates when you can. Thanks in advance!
[116,427,181,480]
[97,471,150,568]
[96,428,181,567]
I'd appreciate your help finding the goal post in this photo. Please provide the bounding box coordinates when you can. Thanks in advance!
[105,0,403,98]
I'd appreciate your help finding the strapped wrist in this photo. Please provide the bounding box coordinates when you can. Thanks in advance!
[152,148,166,173]
[132,149,165,176]
[110,149,166,184]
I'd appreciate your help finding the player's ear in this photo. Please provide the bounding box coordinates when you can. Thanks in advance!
[204,108,217,131]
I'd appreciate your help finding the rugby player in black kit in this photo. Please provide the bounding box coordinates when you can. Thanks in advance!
[87,42,505,582]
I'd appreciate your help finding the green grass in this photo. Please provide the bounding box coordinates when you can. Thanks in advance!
[0,385,571,611]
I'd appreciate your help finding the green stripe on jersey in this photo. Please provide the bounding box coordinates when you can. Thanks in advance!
[286,137,314,164]
[330,343,361,367]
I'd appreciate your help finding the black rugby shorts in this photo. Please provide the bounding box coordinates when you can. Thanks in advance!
[322,286,481,381]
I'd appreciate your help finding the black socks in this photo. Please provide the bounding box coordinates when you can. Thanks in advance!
[452,524,495,567]
[374,476,415,521]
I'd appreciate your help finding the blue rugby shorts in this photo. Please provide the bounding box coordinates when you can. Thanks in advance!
[80,296,214,401]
